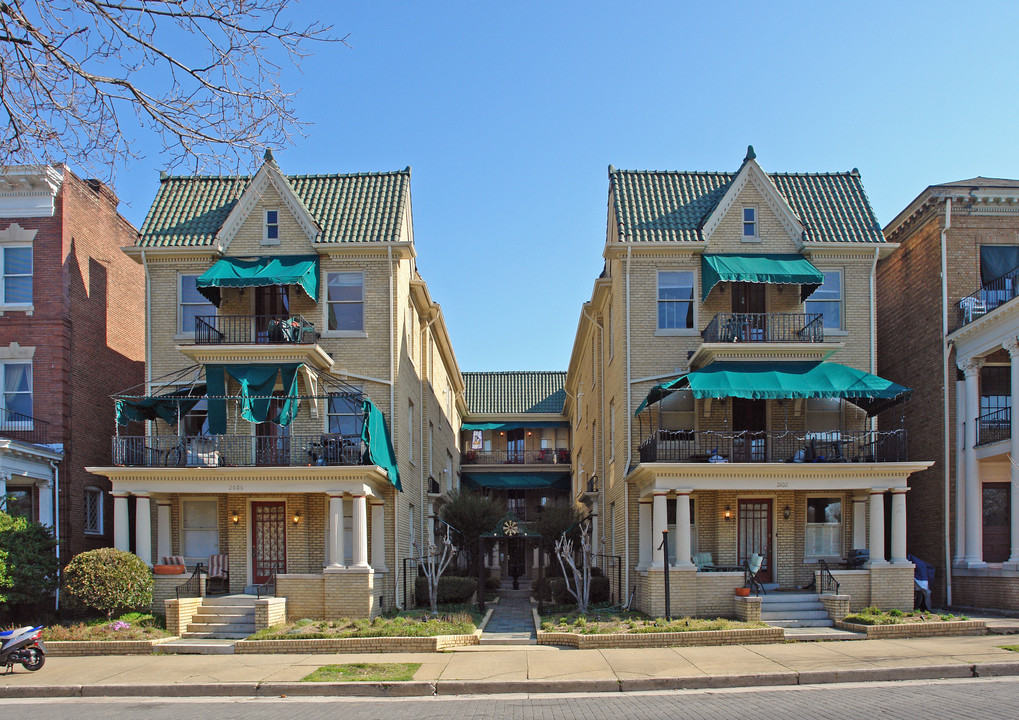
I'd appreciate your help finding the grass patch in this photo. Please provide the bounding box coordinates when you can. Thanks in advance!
[41,613,171,641]
[539,610,765,635]
[301,662,421,682]
[842,606,965,626]
[999,645,1019,653]
[248,611,479,641]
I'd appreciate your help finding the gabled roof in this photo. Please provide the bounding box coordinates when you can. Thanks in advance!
[137,165,411,248]
[463,371,567,415]
[609,156,884,244]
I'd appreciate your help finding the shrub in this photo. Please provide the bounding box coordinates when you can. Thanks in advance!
[484,575,501,592]
[539,575,610,605]
[63,548,153,618]
[0,510,59,611]
[414,575,478,605]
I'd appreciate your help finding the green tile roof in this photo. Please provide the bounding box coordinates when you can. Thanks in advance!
[610,168,885,243]
[463,371,567,415]
[137,168,411,247]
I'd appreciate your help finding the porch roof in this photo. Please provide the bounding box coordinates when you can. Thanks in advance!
[461,472,570,491]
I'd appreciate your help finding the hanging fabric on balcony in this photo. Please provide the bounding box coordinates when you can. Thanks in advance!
[636,361,911,417]
[700,254,825,301]
[204,364,302,434]
[461,421,569,431]
[361,399,401,490]
[461,472,571,491]
[195,255,320,306]
[115,385,206,426]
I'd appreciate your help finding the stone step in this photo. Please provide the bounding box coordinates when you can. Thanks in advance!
[760,592,819,603]
[193,609,253,621]
[202,594,259,607]
[181,632,251,640]
[186,621,256,634]
[784,627,867,642]
[759,601,826,613]
[766,619,834,628]
[762,609,831,621]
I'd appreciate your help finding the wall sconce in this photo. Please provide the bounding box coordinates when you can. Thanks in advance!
[783,505,791,520]
[527,431,532,436]
[499,431,505,436]
[232,513,239,525]
[724,506,731,521]
[293,511,301,525]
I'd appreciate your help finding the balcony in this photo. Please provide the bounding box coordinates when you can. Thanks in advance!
[112,433,366,468]
[0,408,49,446]
[194,314,316,345]
[702,313,824,343]
[461,448,570,465]
[977,407,1011,447]
[638,429,908,464]
[956,263,1019,329]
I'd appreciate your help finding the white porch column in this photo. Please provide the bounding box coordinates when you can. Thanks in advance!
[351,494,369,568]
[1006,338,1019,570]
[638,498,652,569]
[651,491,667,568]
[35,479,53,528]
[675,491,695,569]
[134,493,152,566]
[0,472,6,500]
[156,500,171,563]
[371,502,388,571]
[113,492,130,553]
[955,377,967,564]
[853,495,868,551]
[890,487,909,564]
[961,357,985,566]
[328,493,345,568]
[868,490,887,565]
[589,499,600,565]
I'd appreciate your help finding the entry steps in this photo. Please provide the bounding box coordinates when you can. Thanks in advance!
[760,591,833,629]
[182,594,257,639]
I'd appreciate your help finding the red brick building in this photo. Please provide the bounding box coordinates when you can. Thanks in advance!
[0,165,144,567]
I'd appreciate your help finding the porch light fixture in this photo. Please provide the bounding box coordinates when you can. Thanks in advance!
[293,511,301,525]
[783,505,791,520]
[232,513,239,525]
[724,506,731,521]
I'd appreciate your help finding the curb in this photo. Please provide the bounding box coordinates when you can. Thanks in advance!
[2,662,1019,698]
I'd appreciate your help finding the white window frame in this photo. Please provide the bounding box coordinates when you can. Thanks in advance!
[1,245,32,307]
[84,487,103,535]
[609,400,615,461]
[1,360,32,428]
[262,208,281,245]
[742,206,759,241]
[408,399,415,465]
[324,271,365,337]
[181,498,219,562]
[656,270,697,334]
[805,269,844,334]
[804,496,843,559]
[326,387,364,437]
[178,272,216,337]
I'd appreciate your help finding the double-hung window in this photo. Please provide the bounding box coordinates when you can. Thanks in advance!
[742,207,758,240]
[2,246,32,305]
[657,271,695,330]
[181,499,219,561]
[326,272,364,332]
[805,497,842,558]
[179,274,215,334]
[805,271,842,331]
[2,361,32,424]
[263,209,280,244]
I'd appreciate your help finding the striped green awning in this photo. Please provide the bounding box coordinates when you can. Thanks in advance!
[461,472,571,491]
[196,255,319,306]
[701,254,824,301]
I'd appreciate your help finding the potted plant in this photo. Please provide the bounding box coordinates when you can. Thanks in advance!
[735,587,751,597]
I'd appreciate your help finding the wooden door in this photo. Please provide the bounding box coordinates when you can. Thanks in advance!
[507,428,525,463]
[251,501,286,583]
[738,499,773,583]
[983,482,1011,563]
[732,398,767,461]
[255,286,290,342]
[731,282,766,340]
[255,395,291,466]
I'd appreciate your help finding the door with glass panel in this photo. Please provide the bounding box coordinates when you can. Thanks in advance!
[255,286,290,343]
[983,483,1011,564]
[255,394,291,466]
[251,501,286,583]
[738,499,772,583]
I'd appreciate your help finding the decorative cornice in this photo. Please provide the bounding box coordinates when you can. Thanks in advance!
[175,343,334,371]
[690,342,844,368]
[0,166,64,218]
[958,356,985,377]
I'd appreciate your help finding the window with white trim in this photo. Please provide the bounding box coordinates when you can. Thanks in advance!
[181,499,219,560]
[327,389,364,436]
[3,486,31,519]
[408,399,415,464]
[657,271,695,330]
[1,246,31,304]
[1,361,32,422]
[805,497,842,558]
[179,274,215,334]
[84,487,103,534]
[742,207,758,239]
[609,400,615,461]
[263,209,280,244]
[805,270,842,331]
[326,272,364,332]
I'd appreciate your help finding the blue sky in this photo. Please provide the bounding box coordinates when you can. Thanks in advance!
[108,1,1019,373]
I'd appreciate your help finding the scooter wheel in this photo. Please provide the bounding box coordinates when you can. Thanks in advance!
[20,648,44,671]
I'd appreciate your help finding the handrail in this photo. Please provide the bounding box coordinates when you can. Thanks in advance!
[113,433,367,468]
[639,428,908,463]
[461,448,571,465]
[976,406,1011,447]
[0,407,49,445]
[175,563,205,600]
[955,262,1019,328]
[818,558,840,595]
[702,312,824,343]
[193,314,316,345]
[255,561,281,598]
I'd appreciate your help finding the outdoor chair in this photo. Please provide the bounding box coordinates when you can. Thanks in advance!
[161,555,185,567]
[207,553,229,594]
[693,552,714,571]
[743,553,766,596]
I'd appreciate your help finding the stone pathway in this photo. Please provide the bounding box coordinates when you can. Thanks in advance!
[480,596,536,644]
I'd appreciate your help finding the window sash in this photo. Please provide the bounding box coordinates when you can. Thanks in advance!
[327,272,364,331]
[179,274,215,333]
[806,271,842,330]
[743,207,756,237]
[327,392,364,436]
[182,499,219,559]
[265,210,279,240]
[658,271,694,329]
[2,362,32,419]
[805,523,842,557]
[2,246,32,304]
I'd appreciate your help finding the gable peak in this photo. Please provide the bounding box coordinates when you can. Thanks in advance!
[744,145,756,163]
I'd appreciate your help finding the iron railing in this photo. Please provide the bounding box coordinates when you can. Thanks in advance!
[255,561,282,598]
[461,448,570,465]
[956,263,1019,328]
[638,428,908,463]
[193,314,316,345]
[112,433,366,468]
[175,563,205,600]
[977,406,1011,447]
[817,559,841,595]
[702,312,824,343]
[0,408,49,445]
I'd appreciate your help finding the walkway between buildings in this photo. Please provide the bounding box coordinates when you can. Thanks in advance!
[480,594,536,644]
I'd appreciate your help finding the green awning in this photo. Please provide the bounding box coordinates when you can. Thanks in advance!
[462,421,569,431]
[196,255,320,306]
[115,385,206,426]
[636,361,911,417]
[701,254,824,301]
[361,399,401,491]
[205,363,302,434]
[461,472,571,491]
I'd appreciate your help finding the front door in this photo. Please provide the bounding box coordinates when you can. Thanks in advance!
[251,501,286,583]
[738,499,773,584]
[255,286,290,342]
[983,482,1011,563]
[732,398,767,461]
[731,282,766,340]
[507,428,525,463]
[255,395,291,466]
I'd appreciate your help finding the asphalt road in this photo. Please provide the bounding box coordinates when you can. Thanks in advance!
[4,677,1019,719]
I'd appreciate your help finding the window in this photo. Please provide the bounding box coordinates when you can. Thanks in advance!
[326,272,364,332]
[182,499,219,560]
[609,502,616,554]
[742,207,757,239]
[428,422,434,470]
[263,209,280,244]
[609,400,615,460]
[327,391,364,436]
[84,487,103,534]
[179,274,215,334]
[409,504,416,551]
[2,246,31,304]
[407,399,415,463]
[3,487,31,519]
[2,361,32,421]
[805,497,842,558]
[608,303,613,358]
[805,271,842,331]
[805,398,841,434]
[660,389,694,432]
[508,489,526,520]
[657,271,695,330]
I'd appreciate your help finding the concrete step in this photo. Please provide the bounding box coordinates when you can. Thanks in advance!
[159,638,237,654]
[193,609,253,620]
[758,599,825,609]
[186,620,255,632]
[202,594,259,607]
[783,626,866,642]
[479,636,536,645]
[766,619,834,628]
[181,632,251,640]
[762,609,831,621]
[760,592,819,603]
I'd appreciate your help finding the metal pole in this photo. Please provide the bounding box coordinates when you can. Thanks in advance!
[660,529,670,620]
[538,539,544,615]
[478,536,485,614]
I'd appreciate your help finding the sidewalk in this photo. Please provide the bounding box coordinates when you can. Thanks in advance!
[2,634,1019,698]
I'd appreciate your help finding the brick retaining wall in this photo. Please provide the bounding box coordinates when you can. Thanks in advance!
[835,619,986,639]
[537,626,783,649]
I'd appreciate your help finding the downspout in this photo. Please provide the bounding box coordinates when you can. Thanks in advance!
[870,247,880,437]
[941,198,953,605]
[388,247,400,607]
[624,245,632,596]
[50,459,59,610]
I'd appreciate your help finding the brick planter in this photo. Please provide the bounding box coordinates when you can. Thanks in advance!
[834,619,986,639]
[234,630,481,654]
[45,637,179,656]
[537,626,783,649]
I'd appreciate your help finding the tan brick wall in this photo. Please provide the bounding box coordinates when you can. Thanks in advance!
[734,595,762,622]
[818,593,850,621]
[828,570,871,611]
[952,572,1019,612]
[255,597,287,629]
[276,575,325,620]
[868,564,914,611]
[164,597,202,635]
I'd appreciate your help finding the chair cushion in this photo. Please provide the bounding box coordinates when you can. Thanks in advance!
[161,555,185,566]
[207,554,229,579]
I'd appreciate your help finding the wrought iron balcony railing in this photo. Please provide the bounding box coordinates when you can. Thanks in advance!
[0,408,49,446]
[956,263,1019,328]
[112,433,365,468]
[977,406,1011,447]
[461,448,571,465]
[638,428,907,464]
[702,313,824,343]
[193,314,316,345]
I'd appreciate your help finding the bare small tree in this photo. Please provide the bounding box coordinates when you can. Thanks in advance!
[0,1,343,182]
[555,520,592,615]
[414,537,457,615]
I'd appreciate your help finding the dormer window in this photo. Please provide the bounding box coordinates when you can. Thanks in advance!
[742,207,758,240]
[263,209,280,245]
